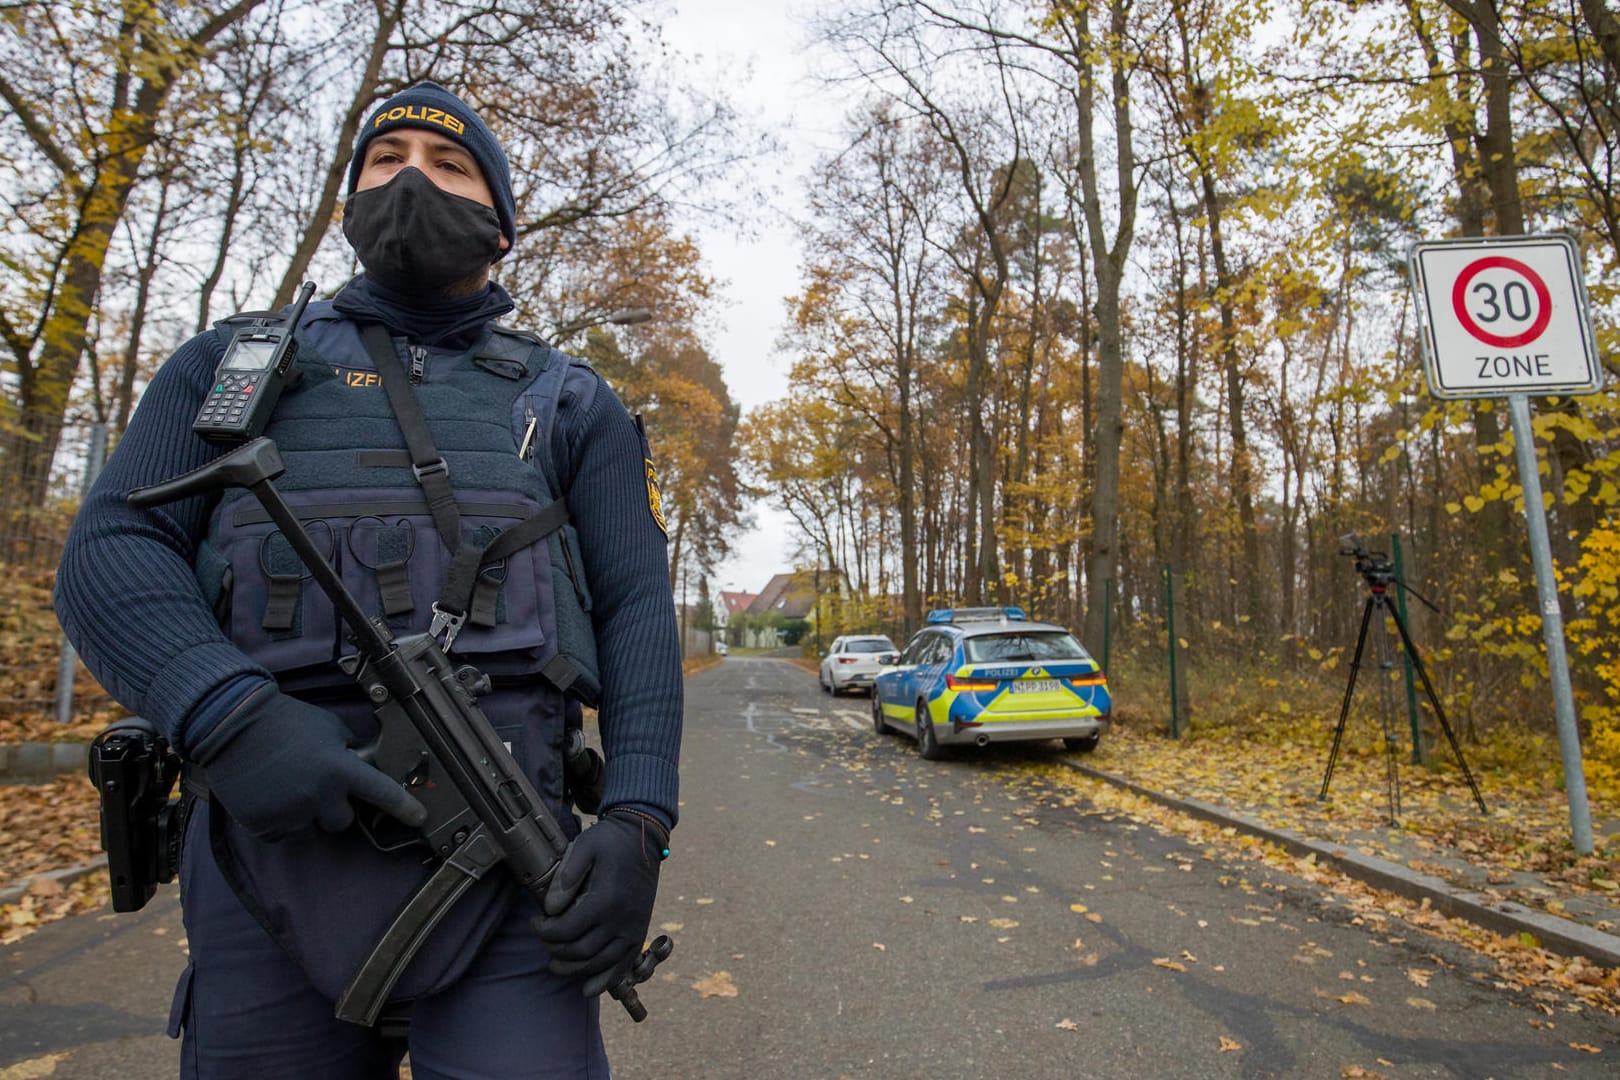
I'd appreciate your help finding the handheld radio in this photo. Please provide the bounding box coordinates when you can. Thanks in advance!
[193,281,316,442]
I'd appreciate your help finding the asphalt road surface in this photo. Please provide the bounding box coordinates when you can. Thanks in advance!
[4,655,1616,1078]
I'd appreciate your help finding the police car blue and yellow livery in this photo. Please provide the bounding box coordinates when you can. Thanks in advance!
[871,608,1111,759]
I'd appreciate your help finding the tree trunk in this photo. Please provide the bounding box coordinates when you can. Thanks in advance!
[1008,175,1044,596]
[1169,0,1263,638]
[1201,166,1263,634]
[1579,0,1620,76]
[197,122,256,334]
[1070,0,1139,655]
[1086,260,1127,651]
[1411,0,1513,573]
[115,168,176,435]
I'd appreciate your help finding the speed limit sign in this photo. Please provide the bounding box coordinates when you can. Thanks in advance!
[1409,235,1602,399]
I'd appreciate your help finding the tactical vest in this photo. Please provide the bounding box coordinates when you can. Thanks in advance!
[195,300,601,703]
[188,299,600,1001]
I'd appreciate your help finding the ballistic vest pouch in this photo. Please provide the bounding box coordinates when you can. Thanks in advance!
[260,529,307,633]
[348,518,415,618]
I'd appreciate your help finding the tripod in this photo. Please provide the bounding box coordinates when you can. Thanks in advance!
[1319,549,1487,825]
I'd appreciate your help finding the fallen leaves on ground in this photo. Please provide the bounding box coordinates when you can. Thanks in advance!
[1007,758,1620,1015]
[0,1051,73,1079]
[0,774,107,944]
[0,775,102,883]
[691,970,738,999]
[2,874,107,946]
[1084,719,1620,922]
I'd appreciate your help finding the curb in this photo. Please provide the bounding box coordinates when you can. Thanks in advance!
[1064,759,1620,970]
[0,741,90,784]
[0,858,107,907]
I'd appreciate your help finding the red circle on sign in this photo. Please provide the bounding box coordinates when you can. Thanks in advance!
[1451,256,1552,348]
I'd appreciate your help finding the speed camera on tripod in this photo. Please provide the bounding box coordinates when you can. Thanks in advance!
[1320,534,1486,824]
[1337,534,1396,588]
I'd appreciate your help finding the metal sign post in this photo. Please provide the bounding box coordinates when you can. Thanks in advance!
[1409,234,1601,855]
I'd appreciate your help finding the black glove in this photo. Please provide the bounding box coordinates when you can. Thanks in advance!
[191,684,426,842]
[535,809,666,997]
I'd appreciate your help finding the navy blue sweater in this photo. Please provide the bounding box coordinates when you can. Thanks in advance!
[54,278,682,828]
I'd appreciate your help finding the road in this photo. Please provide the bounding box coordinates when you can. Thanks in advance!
[4,655,1615,1078]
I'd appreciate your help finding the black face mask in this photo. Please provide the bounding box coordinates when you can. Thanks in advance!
[342,167,503,296]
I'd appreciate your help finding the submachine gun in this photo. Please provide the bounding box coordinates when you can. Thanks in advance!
[128,437,672,1024]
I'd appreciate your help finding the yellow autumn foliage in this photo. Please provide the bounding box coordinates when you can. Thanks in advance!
[1566,522,1620,801]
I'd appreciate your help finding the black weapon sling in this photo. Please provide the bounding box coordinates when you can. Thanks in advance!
[358,324,570,654]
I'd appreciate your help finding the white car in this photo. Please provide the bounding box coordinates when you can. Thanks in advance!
[715,641,729,656]
[818,634,899,695]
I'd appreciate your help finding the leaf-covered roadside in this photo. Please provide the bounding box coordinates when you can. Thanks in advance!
[1015,768,1620,1018]
[0,775,109,945]
[1077,719,1620,924]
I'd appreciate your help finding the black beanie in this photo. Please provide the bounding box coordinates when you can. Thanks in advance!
[348,81,517,252]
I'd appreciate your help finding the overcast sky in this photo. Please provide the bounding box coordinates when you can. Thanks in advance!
[659,0,849,599]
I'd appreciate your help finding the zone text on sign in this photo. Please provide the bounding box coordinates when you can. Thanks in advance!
[1476,354,1551,379]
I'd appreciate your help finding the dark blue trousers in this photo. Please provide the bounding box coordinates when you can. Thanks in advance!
[171,802,610,1079]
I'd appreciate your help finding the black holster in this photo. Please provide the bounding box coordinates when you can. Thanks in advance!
[87,716,186,912]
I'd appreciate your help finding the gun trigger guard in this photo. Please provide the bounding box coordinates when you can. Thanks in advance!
[352,732,382,768]
[429,604,466,650]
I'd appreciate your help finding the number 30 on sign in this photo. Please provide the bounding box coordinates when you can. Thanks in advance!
[1408,235,1602,400]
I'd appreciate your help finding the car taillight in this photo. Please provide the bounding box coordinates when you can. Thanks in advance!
[1067,673,1106,687]
[945,673,1000,691]
[837,657,858,664]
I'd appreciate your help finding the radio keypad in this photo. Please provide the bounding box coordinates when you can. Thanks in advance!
[198,373,259,425]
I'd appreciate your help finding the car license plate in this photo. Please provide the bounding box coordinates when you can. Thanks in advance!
[1012,679,1060,694]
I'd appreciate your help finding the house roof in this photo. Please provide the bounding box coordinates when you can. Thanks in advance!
[719,590,757,615]
[745,574,794,614]
[746,571,817,619]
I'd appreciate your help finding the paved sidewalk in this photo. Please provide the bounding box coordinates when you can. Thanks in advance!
[1064,757,1620,969]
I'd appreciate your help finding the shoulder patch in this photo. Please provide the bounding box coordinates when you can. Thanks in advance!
[637,414,668,537]
[646,459,668,537]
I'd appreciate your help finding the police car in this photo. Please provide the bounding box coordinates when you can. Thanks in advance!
[871,607,1110,760]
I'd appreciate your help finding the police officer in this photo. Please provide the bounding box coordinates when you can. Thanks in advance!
[55,81,683,1078]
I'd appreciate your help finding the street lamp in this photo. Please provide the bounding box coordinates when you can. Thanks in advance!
[813,565,823,657]
[717,581,735,652]
[551,307,652,345]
